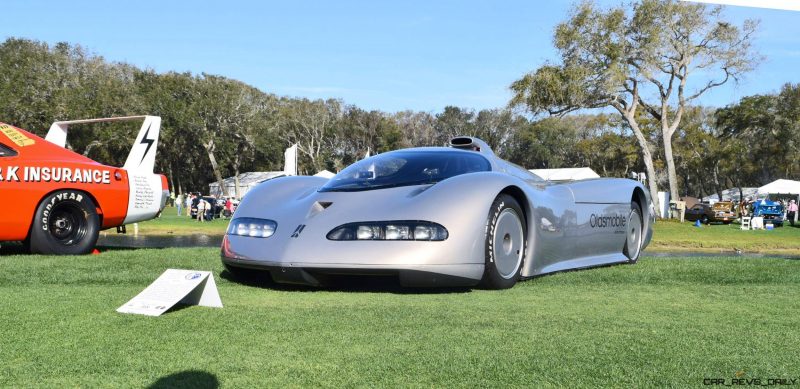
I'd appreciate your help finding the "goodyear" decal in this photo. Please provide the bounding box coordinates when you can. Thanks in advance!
[0,166,111,184]
[0,124,35,147]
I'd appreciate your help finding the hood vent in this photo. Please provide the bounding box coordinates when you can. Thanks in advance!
[449,136,481,151]
[448,136,494,156]
[306,201,333,219]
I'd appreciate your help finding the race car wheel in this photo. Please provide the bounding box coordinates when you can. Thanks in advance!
[481,194,526,290]
[623,201,643,263]
[30,190,100,255]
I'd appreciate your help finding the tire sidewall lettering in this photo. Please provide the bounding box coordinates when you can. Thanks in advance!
[40,191,86,232]
[487,200,505,264]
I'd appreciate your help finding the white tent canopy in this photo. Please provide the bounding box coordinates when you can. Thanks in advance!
[209,171,285,198]
[758,179,800,195]
[313,170,336,178]
[702,187,758,202]
[529,167,600,181]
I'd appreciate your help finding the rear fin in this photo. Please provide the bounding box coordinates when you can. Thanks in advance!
[45,115,160,173]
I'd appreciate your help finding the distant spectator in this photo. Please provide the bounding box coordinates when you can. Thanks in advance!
[224,197,233,219]
[176,193,183,216]
[788,199,798,227]
[197,198,207,222]
[185,194,193,218]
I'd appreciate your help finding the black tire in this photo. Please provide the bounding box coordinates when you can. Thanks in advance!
[701,215,709,225]
[30,190,100,255]
[623,201,643,263]
[480,194,526,290]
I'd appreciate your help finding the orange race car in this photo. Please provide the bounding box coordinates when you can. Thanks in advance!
[0,116,169,254]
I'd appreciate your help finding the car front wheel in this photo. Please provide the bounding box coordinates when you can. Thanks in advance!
[480,194,526,290]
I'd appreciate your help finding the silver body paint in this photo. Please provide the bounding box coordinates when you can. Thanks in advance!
[221,138,654,287]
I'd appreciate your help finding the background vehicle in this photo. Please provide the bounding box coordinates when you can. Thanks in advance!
[191,196,221,220]
[752,200,784,226]
[222,136,654,289]
[710,201,736,224]
[685,203,727,224]
[0,116,168,254]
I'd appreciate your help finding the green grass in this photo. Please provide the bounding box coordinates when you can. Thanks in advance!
[650,220,800,254]
[2,248,799,387]
[109,206,228,235]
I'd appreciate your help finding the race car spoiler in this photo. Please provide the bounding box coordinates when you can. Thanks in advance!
[45,115,161,174]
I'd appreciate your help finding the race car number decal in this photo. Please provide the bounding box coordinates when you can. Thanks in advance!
[0,166,111,184]
[0,124,35,147]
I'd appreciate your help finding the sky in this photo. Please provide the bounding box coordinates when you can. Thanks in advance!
[2,0,799,113]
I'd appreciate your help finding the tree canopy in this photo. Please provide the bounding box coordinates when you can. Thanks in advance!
[510,0,760,209]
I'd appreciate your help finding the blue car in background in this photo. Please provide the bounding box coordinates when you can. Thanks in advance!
[752,200,784,226]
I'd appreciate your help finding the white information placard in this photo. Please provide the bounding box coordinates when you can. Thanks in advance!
[117,269,223,316]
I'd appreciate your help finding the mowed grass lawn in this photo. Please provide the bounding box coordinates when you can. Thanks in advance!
[105,207,228,236]
[649,220,800,254]
[1,248,799,387]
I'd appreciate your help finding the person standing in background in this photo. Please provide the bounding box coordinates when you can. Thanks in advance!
[224,197,233,219]
[176,193,183,216]
[197,197,207,222]
[185,194,193,218]
[788,199,798,227]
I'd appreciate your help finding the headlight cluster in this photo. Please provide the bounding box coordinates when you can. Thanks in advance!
[327,221,448,241]
[227,217,277,238]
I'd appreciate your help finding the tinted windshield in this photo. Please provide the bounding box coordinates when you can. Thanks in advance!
[320,150,491,192]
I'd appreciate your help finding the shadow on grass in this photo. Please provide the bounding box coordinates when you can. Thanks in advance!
[0,242,168,256]
[220,269,472,295]
[148,370,218,389]
[0,242,27,255]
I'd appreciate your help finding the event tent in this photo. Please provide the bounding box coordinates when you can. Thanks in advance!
[313,170,336,178]
[209,171,285,198]
[210,170,337,198]
[757,179,800,195]
[701,187,758,202]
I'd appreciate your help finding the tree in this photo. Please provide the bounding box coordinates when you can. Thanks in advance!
[511,0,759,211]
[716,83,800,185]
[276,98,342,174]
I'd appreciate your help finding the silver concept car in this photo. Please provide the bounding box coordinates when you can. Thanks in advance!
[221,137,654,289]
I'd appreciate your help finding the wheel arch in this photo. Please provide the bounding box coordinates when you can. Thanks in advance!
[499,185,529,226]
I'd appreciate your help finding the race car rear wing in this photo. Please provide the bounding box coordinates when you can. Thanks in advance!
[45,115,161,174]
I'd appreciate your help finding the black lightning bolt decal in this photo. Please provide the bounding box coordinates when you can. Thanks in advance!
[139,122,155,166]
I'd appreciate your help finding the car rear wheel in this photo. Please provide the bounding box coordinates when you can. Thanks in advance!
[623,201,643,263]
[701,215,709,224]
[480,194,526,290]
[30,190,100,255]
